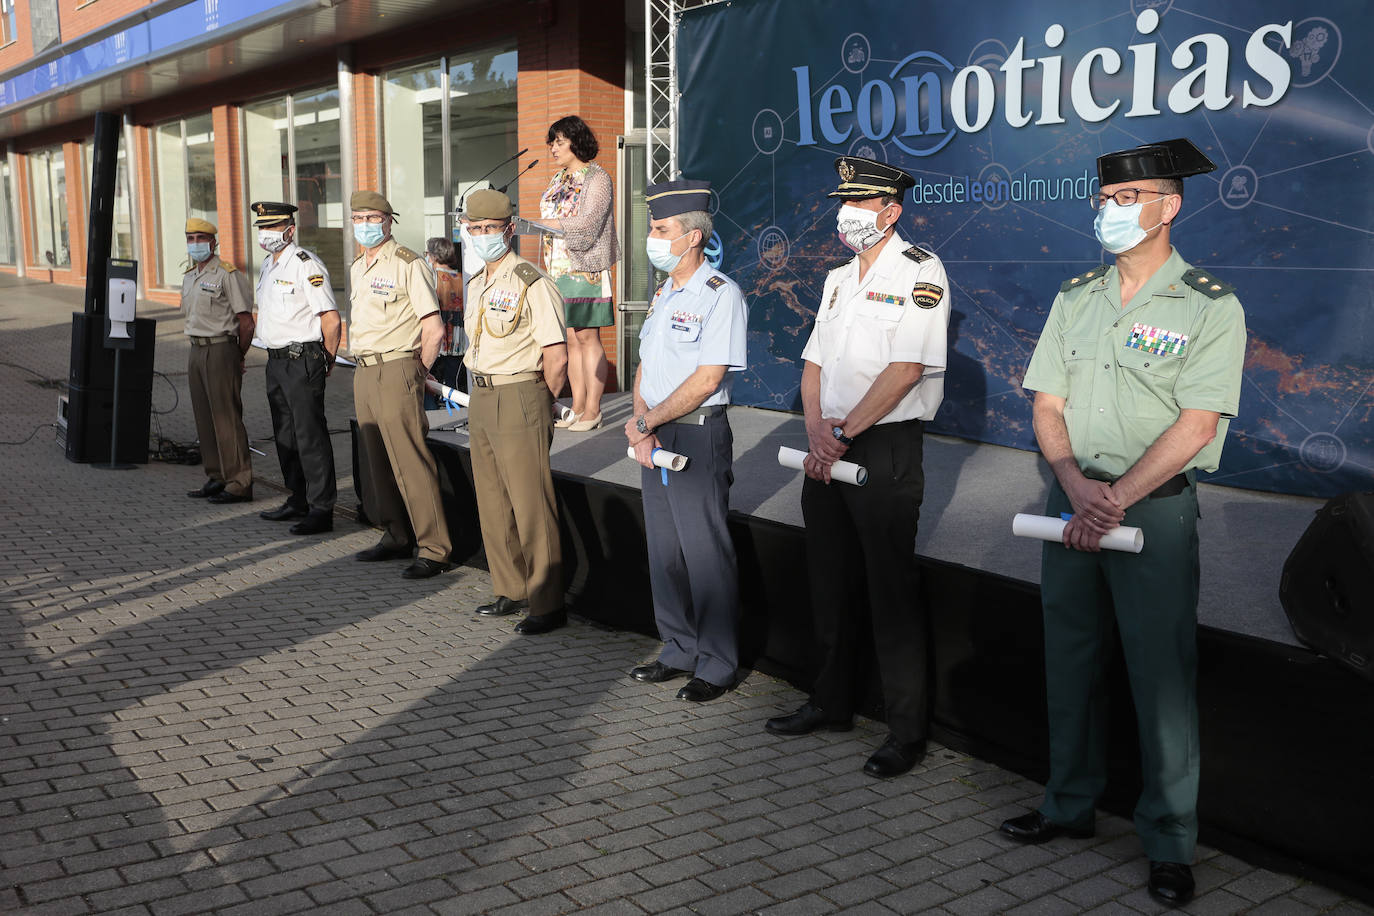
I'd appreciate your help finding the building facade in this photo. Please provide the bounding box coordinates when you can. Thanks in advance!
[0,0,655,383]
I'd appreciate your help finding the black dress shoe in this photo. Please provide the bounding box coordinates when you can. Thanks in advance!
[401,557,451,579]
[187,480,226,499]
[514,609,566,635]
[998,810,1095,844]
[764,702,853,736]
[862,735,927,778]
[676,678,728,702]
[208,489,252,504]
[631,661,691,683]
[289,512,333,535]
[260,502,308,521]
[356,542,413,562]
[476,596,528,617]
[1148,861,1195,907]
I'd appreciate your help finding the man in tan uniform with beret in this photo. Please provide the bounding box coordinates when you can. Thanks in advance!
[181,217,255,503]
[462,189,569,635]
[348,190,453,579]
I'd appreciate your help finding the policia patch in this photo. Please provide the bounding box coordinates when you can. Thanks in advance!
[911,282,943,309]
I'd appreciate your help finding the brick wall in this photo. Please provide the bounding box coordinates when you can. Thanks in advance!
[517,0,627,387]
[59,0,154,41]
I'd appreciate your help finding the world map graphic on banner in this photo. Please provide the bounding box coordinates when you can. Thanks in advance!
[677,0,1374,497]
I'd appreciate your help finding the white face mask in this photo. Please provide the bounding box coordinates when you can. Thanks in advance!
[258,228,290,253]
[1093,200,1164,254]
[459,225,487,275]
[836,203,891,253]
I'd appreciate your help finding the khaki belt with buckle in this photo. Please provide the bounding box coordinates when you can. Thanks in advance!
[354,351,416,367]
[190,335,233,347]
[470,371,543,389]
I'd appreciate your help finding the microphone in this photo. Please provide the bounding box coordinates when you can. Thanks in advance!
[498,159,539,194]
[466,148,529,198]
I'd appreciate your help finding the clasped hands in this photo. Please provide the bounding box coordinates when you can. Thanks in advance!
[1061,475,1126,552]
[802,416,849,484]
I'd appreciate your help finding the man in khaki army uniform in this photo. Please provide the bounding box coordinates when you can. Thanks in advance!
[348,190,453,579]
[462,189,569,635]
[1000,139,1247,909]
[181,217,255,503]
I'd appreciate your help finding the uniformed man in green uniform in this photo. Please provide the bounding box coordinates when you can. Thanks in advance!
[462,189,570,635]
[999,139,1247,908]
[348,190,454,579]
[181,217,255,503]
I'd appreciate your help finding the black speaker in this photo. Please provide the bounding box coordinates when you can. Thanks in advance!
[69,312,155,390]
[63,384,152,464]
[1281,493,1374,679]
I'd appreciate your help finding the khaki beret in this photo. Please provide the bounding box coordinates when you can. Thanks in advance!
[185,217,217,235]
[350,190,397,216]
[463,189,514,221]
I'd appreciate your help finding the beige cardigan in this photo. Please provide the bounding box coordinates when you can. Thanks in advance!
[549,162,622,274]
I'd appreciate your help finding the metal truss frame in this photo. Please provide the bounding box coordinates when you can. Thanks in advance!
[644,0,723,186]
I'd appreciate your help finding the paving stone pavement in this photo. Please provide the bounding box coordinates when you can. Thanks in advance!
[3,276,1370,914]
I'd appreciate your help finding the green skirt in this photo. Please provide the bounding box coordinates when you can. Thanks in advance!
[555,269,614,328]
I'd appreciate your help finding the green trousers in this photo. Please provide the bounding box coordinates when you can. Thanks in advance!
[1038,478,1200,864]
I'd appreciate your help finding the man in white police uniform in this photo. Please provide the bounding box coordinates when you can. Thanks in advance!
[625,179,748,703]
[251,201,340,535]
[765,157,950,778]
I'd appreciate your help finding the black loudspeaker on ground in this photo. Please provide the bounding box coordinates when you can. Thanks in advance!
[1280,492,1374,680]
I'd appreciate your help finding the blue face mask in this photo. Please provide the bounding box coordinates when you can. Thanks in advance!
[646,233,688,273]
[187,241,213,263]
[469,230,510,263]
[1093,200,1162,254]
[353,222,387,248]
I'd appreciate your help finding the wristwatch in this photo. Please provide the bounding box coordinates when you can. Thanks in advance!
[832,426,854,446]
[636,415,651,435]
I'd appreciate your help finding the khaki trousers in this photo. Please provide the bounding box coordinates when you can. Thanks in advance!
[353,358,452,562]
[467,379,562,615]
[187,340,252,496]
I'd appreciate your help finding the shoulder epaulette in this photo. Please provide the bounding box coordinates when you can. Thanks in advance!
[296,250,312,262]
[1060,265,1108,292]
[705,275,726,290]
[1182,268,1235,300]
[395,246,418,264]
[824,257,853,273]
[221,260,237,273]
[513,262,542,287]
[902,245,932,263]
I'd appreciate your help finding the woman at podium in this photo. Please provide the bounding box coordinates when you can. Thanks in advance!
[538,115,621,430]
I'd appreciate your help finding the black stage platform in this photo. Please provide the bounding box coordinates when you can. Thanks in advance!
[376,393,1374,901]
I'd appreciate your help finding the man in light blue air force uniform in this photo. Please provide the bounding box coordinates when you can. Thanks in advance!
[624,178,748,704]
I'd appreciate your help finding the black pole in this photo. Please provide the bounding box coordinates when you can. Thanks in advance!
[83,111,120,316]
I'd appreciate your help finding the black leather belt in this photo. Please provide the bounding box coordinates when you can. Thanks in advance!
[267,341,320,360]
[1147,473,1190,499]
[1086,471,1190,500]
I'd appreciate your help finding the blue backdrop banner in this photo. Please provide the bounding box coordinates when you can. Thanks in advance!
[677,0,1373,497]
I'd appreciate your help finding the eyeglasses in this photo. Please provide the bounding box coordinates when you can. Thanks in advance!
[350,214,387,224]
[1090,188,1170,210]
[465,221,509,236]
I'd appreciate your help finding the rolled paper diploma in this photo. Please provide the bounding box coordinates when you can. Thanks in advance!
[625,446,689,472]
[776,446,868,486]
[1011,513,1145,554]
[556,404,576,422]
[424,378,469,407]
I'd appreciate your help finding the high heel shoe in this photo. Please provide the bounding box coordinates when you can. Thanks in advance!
[568,413,603,431]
